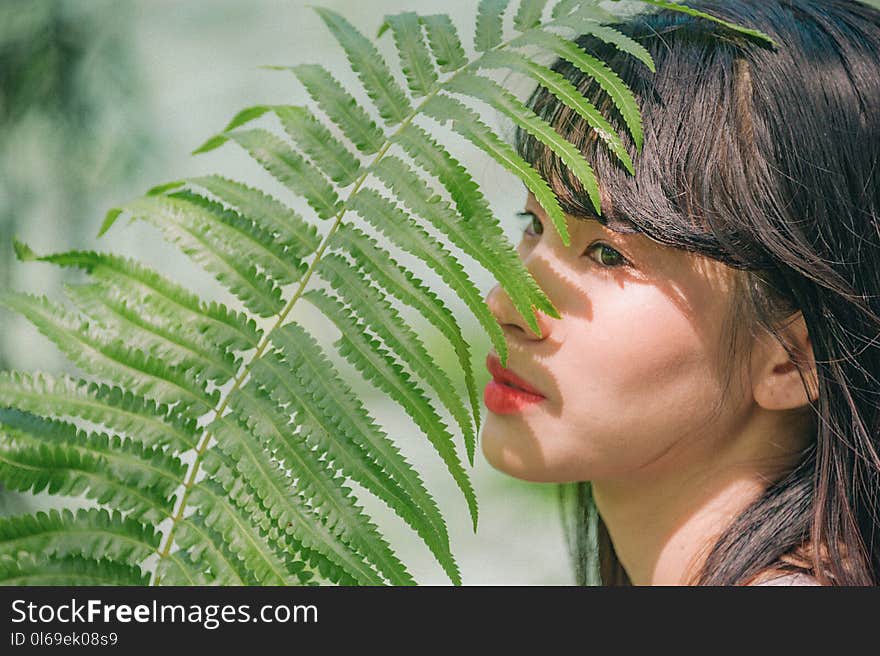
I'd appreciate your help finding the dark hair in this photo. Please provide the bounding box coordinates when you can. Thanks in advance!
[515,0,880,585]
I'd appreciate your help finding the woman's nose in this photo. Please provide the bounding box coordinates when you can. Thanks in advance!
[485,282,554,342]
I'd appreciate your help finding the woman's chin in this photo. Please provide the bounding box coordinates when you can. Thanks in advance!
[481,429,576,483]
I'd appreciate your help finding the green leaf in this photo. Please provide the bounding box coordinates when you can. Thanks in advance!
[64,282,239,385]
[122,193,288,317]
[550,0,617,21]
[511,28,644,151]
[13,244,262,351]
[154,547,213,585]
[476,0,510,51]
[386,12,438,97]
[226,385,414,584]
[349,187,511,360]
[273,105,362,186]
[314,252,476,469]
[0,291,218,417]
[420,14,467,73]
[198,441,341,584]
[192,105,273,154]
[551,0,585,19]
[0,410,182,523]
[211,413,406,585]
[639,0,778,48]
[146,180,187,196]
[168,189,307,285]
[169,514,257,585]
[226,128,342,220]
[553,15,655,72]
[245,322,456,581]
[0,554,148,585]
[98,207,123,236]
[476,49,634,173]
[192,134,229,155]
[187,477,300,586]
[421,92,572,245]
[514,0,548,31]
[304,288,478,533]
[188,175,321,258]
[289,64,385,155]
[0,508,159,564]
[384,127,559,328]
[0,371,197,452]
[314,6,412,125]
[327,221,480,458]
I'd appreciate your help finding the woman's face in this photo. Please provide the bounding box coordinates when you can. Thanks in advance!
[480,192,755,483]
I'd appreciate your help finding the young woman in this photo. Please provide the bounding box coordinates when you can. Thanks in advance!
[480,0,880,585]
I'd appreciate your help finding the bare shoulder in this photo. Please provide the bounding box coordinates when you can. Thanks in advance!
[749,571,822,586]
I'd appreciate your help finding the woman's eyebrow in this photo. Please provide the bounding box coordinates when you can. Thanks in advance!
[522,196,643,244]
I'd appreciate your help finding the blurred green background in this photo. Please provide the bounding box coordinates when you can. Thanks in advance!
[0,0,576,584]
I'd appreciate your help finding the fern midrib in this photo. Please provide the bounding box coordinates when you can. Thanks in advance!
[151,19,551,584]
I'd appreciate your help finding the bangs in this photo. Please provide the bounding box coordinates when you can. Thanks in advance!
[515,8,777,272]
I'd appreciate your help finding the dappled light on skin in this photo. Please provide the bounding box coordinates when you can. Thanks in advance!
[481,193,749,484]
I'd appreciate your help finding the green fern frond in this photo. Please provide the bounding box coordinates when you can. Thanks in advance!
[386,12,439,97]
[384,125,560,332]
[188,175,321,257]
[303,288,479,532]
[315,7,412,124]
[447,71,603,218]
[0,554,148,585]
[477,49,635,172]
[313,252,476,465]
[476,0,510,51]
[388,138,562,320]
[185,475,303,586]
[212,413,411,585]
[515,0,549,31]
[273,106,363,187]
[0,291,218,417]
[153,545,214,586]
[225,128,342,220]
[510,28,645,151]
[347,187,509,359]
[422,92,573,243]
[12,241,261,351]
[64,283,239,384]
[225,385,417,584]
[287,63,386,154]
[553,14,656,72]
[0,508,158,564]
[327,221,481,460]
[246,322,459,582]
[169,513,258,585]
[640,0,779,47]
[0,371,197,451]
[0,410,180,522]
[420,14,467,73]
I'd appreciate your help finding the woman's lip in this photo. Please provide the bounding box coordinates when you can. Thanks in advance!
[485,353,545,398]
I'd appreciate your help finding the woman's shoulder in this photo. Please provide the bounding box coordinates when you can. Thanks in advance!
[749,571,822,586]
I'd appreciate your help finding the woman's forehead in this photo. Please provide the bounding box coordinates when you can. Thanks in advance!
[523,190,641,235]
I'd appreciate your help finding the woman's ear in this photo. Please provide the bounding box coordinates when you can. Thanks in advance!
[751,311,819,411]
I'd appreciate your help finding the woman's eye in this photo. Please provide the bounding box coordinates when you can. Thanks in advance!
[585,242,627,268]
[517,210,542,237]
[517,210,628,269]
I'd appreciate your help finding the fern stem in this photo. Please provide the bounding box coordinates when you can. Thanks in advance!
[150,19,549,584]
[151,106,430,585]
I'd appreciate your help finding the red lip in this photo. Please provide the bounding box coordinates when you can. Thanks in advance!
[485,353,545,397]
